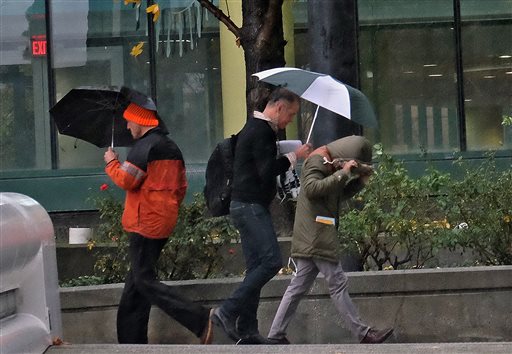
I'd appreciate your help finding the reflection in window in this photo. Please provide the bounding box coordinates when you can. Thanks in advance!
[358,0,458,155]
[0,0,50,171]
[156,37,222,164]
[52,1,150,168]
[155,2,223,164]
[51,1,222,168]
[461,0,512,150]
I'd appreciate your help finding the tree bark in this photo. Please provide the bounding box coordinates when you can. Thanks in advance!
[197,0,286,114]
[308,0,362,147]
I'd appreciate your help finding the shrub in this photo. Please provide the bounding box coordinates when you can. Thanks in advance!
[443,153,512,265]
[157,193,239,280]
[338,145,454,270]
[60,275,105,287]
[338,146,512,270]
[86,183,130,284]
[87,187,238,284]
[70,148,512,286]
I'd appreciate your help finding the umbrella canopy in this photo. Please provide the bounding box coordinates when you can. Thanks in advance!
[253,67,378,142]
[49,86,166,148]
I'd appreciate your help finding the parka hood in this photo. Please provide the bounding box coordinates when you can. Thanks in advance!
[326,135,372,163]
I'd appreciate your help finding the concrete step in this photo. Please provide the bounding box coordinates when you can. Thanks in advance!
[46,342,512,354]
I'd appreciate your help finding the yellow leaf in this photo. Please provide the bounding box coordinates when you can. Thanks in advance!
[130,41,144,57]
[146,3,160,22]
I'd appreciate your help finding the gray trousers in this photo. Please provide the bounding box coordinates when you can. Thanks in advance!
[268,257,370,341]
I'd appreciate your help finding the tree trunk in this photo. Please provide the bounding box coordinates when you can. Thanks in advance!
[240,0,286,114]
[308,0,362,147]
[197,0,287,114]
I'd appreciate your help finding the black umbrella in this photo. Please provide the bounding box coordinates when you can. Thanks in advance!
[49,86,166,148]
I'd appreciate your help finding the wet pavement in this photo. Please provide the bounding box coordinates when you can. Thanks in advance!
[46,342,512,354]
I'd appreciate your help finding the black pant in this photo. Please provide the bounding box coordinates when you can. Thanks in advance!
[117,232,209,343]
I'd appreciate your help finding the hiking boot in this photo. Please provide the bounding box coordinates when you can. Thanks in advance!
[210,307,239,342]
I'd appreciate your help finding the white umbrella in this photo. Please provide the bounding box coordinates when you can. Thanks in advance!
[253,67,377,143]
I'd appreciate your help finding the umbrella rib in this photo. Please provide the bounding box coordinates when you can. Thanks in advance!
[51,87,135,147]
[82,97,119,112]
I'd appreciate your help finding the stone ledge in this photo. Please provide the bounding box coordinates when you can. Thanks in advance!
[60,266,512,308]
[59,266,512,344]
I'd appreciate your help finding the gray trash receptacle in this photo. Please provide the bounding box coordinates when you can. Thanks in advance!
[0,193,62,354]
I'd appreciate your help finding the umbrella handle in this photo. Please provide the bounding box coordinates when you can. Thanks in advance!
[306,105,320,144]
[111,115,115,148]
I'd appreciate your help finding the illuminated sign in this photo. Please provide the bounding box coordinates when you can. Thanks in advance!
[31,35,47,57]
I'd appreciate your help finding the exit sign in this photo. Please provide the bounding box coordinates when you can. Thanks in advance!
[31,35,47,57]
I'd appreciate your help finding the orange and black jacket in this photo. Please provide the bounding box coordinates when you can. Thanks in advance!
[105,127,187,239]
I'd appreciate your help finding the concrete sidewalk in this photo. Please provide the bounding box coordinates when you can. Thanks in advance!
[46,342,512,354]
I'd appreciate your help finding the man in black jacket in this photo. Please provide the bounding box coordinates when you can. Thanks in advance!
[211,88,311,344]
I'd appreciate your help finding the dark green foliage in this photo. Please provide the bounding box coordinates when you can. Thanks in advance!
[81,192,238,285]
[338,144,453,270]
[444,153,512,265]
[60,275,105,287]
[63,148,512,286]
[338,145,512,270]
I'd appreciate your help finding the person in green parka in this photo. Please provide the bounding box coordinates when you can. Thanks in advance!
[267,135,394,345]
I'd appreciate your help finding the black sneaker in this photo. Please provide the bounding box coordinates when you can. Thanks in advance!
[266,337,291,344]
[210,307,239,342]
[236,333,273,345]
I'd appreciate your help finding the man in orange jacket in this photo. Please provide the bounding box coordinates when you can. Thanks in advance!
[104,96,213,344]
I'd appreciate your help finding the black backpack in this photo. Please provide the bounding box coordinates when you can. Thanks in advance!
[203,134,238,217]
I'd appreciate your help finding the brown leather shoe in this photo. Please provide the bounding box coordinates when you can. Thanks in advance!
[360,328,394,344]
[267,336,291,344]
[200,309,214,344]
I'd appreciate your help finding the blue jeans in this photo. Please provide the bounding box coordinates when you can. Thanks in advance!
[221,201,282,335]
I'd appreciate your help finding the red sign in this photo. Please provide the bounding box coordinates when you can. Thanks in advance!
[31,35,47,57]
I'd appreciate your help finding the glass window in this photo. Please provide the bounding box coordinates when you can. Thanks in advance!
[291,0,311,141]
[51,0,150,168]
[359,0,459,155]
[461,0,512,151]
[51,0,222,168]
[0,0,51,171]
[155,1,223,163]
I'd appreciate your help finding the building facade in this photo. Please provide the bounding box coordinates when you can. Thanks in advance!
[1,0,511,212]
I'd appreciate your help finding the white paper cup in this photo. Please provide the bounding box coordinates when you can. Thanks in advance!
[68,228,92,244]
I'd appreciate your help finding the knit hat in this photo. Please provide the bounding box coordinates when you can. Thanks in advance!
[123,102,159,126]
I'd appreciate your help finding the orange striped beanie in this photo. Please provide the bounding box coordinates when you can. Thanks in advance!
[123,102,159,126]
